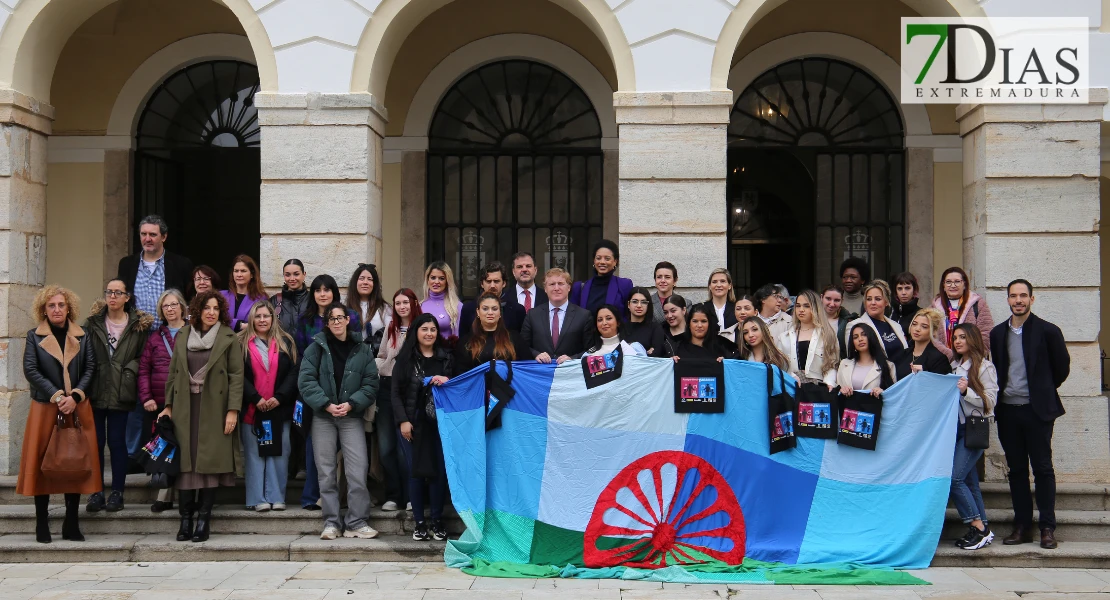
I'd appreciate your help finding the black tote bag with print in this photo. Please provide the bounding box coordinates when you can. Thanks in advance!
[837,391,883,451]
[795,382,839,440]
[766,364,797,454]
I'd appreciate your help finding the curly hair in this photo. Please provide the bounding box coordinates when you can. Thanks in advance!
[189,290,231,329]
[32,285,81,325]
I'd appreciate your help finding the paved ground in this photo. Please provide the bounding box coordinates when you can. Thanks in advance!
[2,562,1110,599]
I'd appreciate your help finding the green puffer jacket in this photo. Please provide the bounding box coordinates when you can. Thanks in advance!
[298,331,378,417]
[84,300,154,411]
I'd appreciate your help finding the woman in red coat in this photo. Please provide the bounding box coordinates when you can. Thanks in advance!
[137,289,187,512]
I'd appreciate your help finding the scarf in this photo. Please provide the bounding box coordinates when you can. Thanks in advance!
[244,335,280,426]
[187,325,220,393]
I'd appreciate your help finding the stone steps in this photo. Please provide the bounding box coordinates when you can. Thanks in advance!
[930,540,1110,569]
[975,482,1110,511]
[942,508,1110,542]
[0,533,445,563]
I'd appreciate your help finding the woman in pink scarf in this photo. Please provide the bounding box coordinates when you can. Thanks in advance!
[239,301,299,511]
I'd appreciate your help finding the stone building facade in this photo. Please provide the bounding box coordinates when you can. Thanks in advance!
[0,0,1105,485]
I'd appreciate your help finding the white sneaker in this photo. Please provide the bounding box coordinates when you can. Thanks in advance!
[381,501,399,511]
[343,525,379,539]
[406,502,412,511]
[255,503,271,512]
[271,503,286,511]
[320,526,340,540]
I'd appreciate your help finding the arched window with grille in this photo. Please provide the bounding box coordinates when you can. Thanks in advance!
[426,59,604,298]
[727,58,905,292]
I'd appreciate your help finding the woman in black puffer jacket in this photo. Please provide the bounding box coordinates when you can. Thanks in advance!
[391,313,454,543]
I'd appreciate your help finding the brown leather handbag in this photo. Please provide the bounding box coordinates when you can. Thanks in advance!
[42,412,93,482]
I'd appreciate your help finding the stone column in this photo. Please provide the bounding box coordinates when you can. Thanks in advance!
[0,91,51,474]
[255,93,386,290]
[614,92,732,301]
[957,91,1108,484]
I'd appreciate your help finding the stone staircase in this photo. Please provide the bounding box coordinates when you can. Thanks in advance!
[1,475,1108,566]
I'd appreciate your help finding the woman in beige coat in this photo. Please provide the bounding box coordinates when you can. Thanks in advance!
[837,323,897,397]
[159,290,243,543]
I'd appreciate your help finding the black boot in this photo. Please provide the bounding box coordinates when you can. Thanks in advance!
[34,495,50,544]
[61,493,84,541]
[176,490,196,542]
[191,489,215,542]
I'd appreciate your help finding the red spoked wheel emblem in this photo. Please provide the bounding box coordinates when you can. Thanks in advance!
[583,451,746,568]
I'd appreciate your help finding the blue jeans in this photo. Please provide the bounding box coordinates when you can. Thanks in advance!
[397,425,447,524]
[375,377,407,504]
[952,422,988,525]
[93,408,129,493]
[240,421,291,507]
[300,432,320,507]
[124,404,145,457]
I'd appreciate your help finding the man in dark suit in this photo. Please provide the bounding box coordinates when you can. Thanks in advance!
[989,278,1070,550]
[521,267,591,364]
[459,261,526,336]
[504,252,547,314]
[116,214,192,461]
[117,214,193,326]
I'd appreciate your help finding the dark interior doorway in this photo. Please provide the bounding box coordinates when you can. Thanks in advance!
[134,60,261,275]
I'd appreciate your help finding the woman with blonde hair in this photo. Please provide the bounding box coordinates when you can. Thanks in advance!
[706,268,737,332]
[949,322,998,550]
[19,285,99,543]
[138,288,188,513]
[845,280,909,379]
[238,301,299,512]
[421,261,463,340]
[737,316,789,372]
[906,307,951,376]
[778,290,838,388]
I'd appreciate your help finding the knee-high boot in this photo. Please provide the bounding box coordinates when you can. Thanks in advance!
[176,490,196,542]
[34,495,50,544]
[192,488,215,542]
[62,493,84,541]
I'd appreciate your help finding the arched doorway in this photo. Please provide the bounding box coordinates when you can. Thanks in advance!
[426,59,603,298]
[134,59,261,273]
[728,57,905,294]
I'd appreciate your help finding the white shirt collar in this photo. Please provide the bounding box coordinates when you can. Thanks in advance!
[1008,317,1023,334]
[549,300,568,312]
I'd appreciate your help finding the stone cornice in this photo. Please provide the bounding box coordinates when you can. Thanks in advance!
[0,90,54,136]
[255,92,388,137]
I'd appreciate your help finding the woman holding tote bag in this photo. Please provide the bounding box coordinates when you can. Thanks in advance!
[18,285,99,543]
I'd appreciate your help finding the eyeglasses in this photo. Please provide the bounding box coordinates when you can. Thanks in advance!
[328,316,347,324]
[944,280,963,287]
[194,276,212,282]
[104,290,128,298]
[162,302,181,310]
[629,299,650,306]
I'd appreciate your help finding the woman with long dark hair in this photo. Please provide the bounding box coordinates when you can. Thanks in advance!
[846,280,909,379]
[220,255,267,332]
[270,259,309,335]
[624,287,665,356]
[931,266,995,360]
[671,303,738,361]
[837,323,896,397]
[721,294,757,343]
[570,239,634,316]
[950,322,998,551]
[736,316,790,372]
[455,292,528,373]
[660,296,688,358]
[392,313,454,542]
[346,263,391,353]
[585,304,649,357]
[374,289,422,512]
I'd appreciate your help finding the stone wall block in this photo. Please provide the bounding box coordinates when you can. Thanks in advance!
[0,284,37,340]
[0,231,45,286]
[0,390,30,475]
[982,289,1100,343]
[0,176,46,234]
[615,105,732,125]
[906,147,935,296]
[1056,342,1103,398]
[972,177,1099,234]
[260,235,372,287]
[618,124,726,180]
[1052,396,1110,483]
[981,234,1099,288]
[618,233,727,291]
[261,126,370,181]
[0,334,25,390]
[979,122,1100,178]
[260,182,370,235]
[399,152,427,290]
[0,125,47,184]
[618,180,726,234]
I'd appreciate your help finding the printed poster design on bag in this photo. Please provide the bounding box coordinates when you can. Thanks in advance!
[798,403,832,428]
[841,409,876,438]
[581,347,623,389]
[680,377,717,403]
[144,436,168,460]
[260,421,274,445]
[293,400,303,425]
[772,411,795,442]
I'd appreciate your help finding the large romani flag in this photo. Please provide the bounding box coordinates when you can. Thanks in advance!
[432,357,959,584]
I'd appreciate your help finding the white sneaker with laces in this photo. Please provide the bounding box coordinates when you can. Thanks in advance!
[320,526,340,540]
[255,503,271,512]
[343,525,379,539]
[406,502,412,511]
[271,503,286,511]
[381,501,399,511]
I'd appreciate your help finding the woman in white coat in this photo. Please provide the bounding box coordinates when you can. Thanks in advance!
[837,323,897,397]
[777,290,838,388]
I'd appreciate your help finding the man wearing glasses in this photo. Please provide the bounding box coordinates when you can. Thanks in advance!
[115,214,192,460]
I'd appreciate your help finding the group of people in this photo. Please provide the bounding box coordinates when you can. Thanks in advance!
[16,215,1072,554]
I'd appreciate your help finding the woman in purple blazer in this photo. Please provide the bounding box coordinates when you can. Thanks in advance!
[220,254,268,332]
[570,239,635,319]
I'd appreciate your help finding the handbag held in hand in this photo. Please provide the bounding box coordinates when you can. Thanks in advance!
[42,412,94,482]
